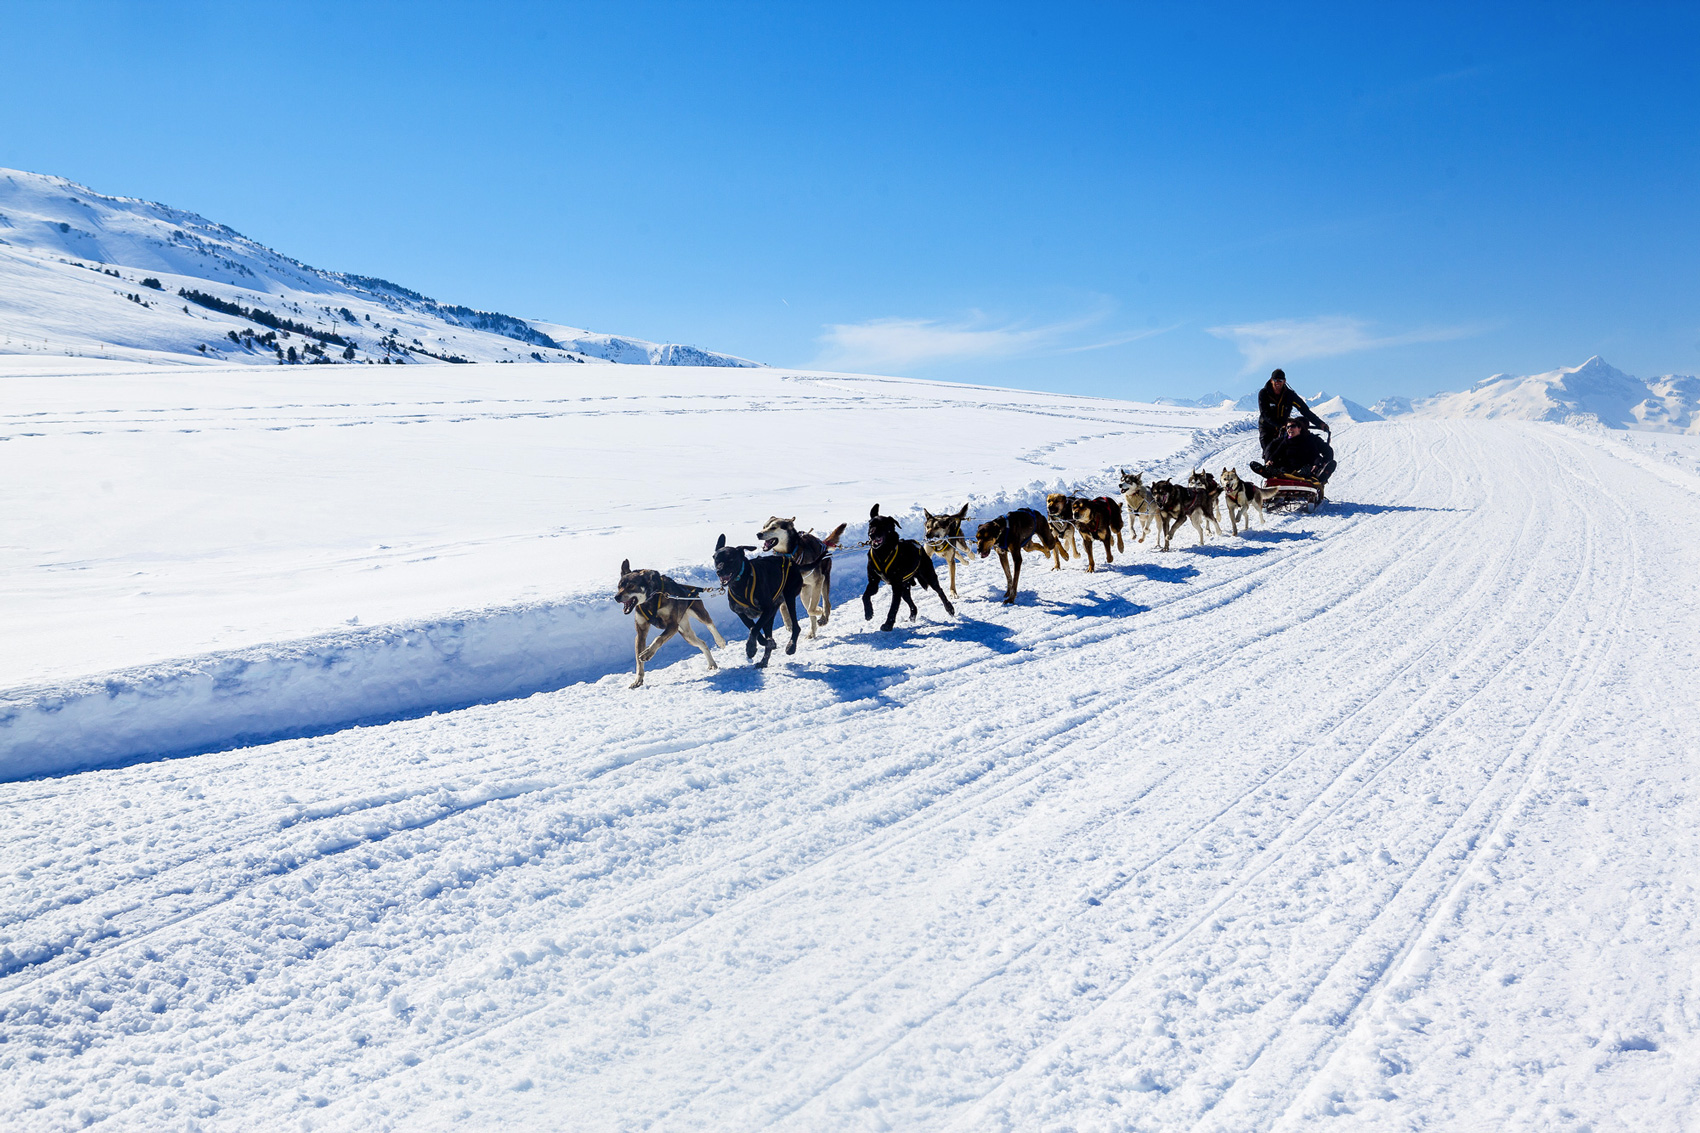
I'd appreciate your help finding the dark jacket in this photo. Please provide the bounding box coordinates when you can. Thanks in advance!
[1267,427,1334,478]
[1258,381,1329,457]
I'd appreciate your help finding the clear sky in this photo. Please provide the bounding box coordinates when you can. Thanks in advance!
[2,1,1696,402]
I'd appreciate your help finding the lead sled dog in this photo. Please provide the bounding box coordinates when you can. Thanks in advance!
[615,559,728,688]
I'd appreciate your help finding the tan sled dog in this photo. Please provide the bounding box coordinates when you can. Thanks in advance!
[923,504,972,596]
[1043,493,1079,568]
[756,516,845,638]
[615,560,728,688]
[1221,468,1278,534]
[1119,469,1159,544]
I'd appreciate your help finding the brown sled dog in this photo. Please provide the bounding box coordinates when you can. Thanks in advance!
[756,516,846,638]
[923,504,972,596]
[1070,495,1124,571]
[1187,470,1225,538]
[1044,493,1079,567]
[615,559,729,688]
[1220,468,1278,534]
[976,506,1063,604]
[863,504,956,630]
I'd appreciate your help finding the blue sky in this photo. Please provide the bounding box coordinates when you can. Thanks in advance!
[2,1,1696,401]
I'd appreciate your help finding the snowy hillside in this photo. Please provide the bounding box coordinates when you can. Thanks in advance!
[1382,355,1700,433]
[0,168,757,368]
[2,401,1696,1131]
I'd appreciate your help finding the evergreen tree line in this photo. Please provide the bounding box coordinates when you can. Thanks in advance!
[178,289,351,347]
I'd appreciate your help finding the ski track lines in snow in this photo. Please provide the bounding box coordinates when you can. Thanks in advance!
[1,422,1696,1131]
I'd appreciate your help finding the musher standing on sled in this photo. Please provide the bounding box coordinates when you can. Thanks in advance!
[1254,368,1329,461]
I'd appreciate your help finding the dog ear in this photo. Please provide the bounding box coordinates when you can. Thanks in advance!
[621,558,630,574]
[716,534,726,551]
[955,505,968,519]
[870,504,880,519]
[737,545,756,553]
[924,509,934,520]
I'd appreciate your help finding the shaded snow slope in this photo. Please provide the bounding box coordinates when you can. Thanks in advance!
[0,167,753,368]
[1,419,1694,1131]
[0,361,1242,775]
[1385,355,1700,433]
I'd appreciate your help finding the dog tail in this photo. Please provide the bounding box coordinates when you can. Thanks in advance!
[820,522,847,549]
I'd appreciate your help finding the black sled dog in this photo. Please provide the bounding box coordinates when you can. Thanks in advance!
[615,560,728,688]
[863,504,955,631]
[712,534,803,667]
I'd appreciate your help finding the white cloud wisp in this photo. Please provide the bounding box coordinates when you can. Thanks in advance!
[813,309,1169,372]
[1208,315,1479,374]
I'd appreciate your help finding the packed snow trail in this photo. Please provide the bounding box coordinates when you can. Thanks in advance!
[0,420,1696,1131]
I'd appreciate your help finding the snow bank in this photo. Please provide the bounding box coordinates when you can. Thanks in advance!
[0,418,1250,780]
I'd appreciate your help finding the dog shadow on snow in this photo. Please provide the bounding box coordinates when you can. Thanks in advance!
[860,613,1024,657]
[786,661,913,706]
[1039,591,1148,619]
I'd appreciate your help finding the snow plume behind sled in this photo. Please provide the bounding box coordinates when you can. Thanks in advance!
[0,417,1253,781]
[0,598,637,781]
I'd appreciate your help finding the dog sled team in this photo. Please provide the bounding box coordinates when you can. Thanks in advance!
[615,368,1339,687]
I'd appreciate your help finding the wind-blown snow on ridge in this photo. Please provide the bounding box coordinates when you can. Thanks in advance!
[0,167,757,368]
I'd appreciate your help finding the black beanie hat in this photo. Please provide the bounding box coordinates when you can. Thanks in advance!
[1271,368,1286,382]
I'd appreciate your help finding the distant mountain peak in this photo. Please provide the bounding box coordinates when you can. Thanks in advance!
[1410,357,1699,434]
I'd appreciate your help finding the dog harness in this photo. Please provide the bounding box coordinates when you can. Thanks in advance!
[869,539,920,584]
[730,560,795,611]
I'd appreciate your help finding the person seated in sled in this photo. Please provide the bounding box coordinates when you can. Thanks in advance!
[1257,368,1330,460]
[1253,421,1336,485]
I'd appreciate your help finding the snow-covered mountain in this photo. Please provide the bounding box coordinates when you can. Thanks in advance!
[1379,356,1699,433]
[0,167,759,368]
[1311,393,1384,422]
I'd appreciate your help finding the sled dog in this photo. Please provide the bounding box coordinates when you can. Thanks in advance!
[976,507,1063,604]
[863,504,955,630]
[1070,495,1124,572]
[713,534,803,667]
[923,504,972,596]
[1187,470,1225,538]
[1220,468,1277,534]
[615,559,728,689]
[1044,493,1080,567]
[756,516,845,638]
[1119,469,1159,544]
[1149,478,1212,551]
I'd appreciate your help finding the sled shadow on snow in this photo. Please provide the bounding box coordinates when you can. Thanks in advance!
[1322,501,1458,516]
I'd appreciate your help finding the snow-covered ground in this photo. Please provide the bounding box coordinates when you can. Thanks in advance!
[0,359,1236,774]
[2,398,1696,1130]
